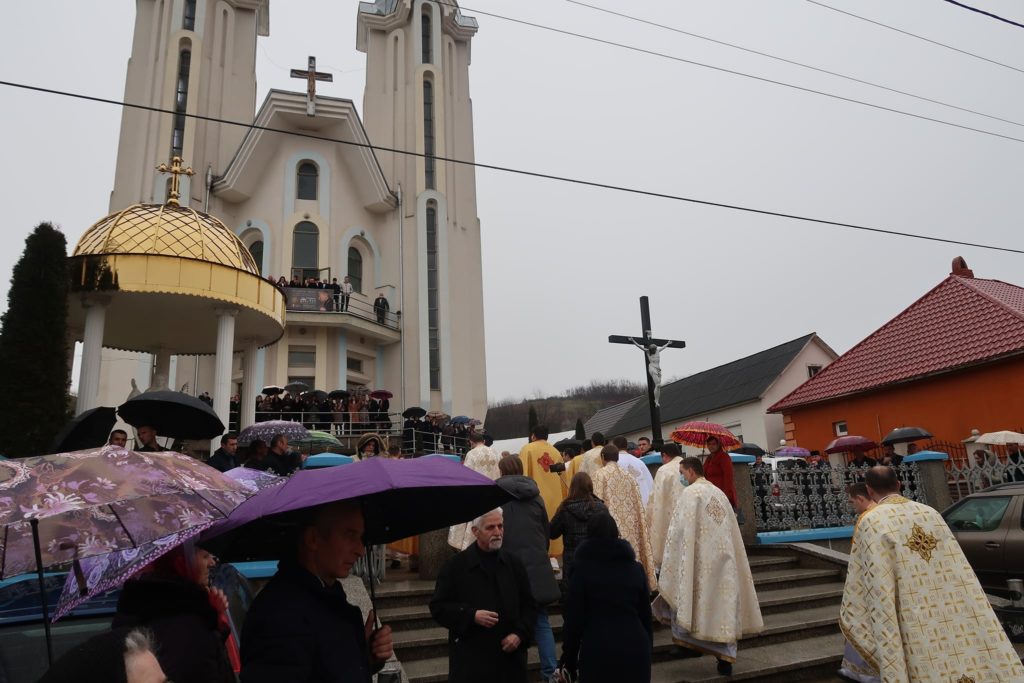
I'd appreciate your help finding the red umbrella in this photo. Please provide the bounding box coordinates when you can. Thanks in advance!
[824,435,878,454]
[370,389,393,400]
[669,421,741,450]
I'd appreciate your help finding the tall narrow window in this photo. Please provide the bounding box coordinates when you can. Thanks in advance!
[248,240,264,274]
[297,162,318,200]
[291,221,319,282]
[183,0,197,30]
[426,203,440,390]
[171,49,191,158]
[423,80,436,190]
[347,247,363,294]
[421,12,433,64]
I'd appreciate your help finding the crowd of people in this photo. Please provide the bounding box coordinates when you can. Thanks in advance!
[264,273,391,323]
[251,392,393,434]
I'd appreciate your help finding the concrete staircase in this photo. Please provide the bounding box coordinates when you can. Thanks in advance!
[375,545,848,683]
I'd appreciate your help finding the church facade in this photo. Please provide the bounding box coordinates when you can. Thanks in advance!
[94,0,488,421]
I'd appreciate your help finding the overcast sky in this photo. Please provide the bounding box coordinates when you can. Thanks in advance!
[2,0,1023,404]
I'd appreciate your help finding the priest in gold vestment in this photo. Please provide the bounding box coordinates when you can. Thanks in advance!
[592,444,657,588]
[653,456,763,676]
[840,466,1024,683]
[647,442,685,572]
[564,432,607,482]
[519,425,566,556]
[448,433,503,550]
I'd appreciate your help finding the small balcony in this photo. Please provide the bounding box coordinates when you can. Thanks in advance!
[281,287,400,343]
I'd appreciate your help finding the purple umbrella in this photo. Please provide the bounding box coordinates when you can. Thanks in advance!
[774,446,812,458]
[52,467,284,621]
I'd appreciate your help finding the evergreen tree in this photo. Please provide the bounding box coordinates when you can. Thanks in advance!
[574,418,586,441]
[0,224,70,457]
[527,405,538,435]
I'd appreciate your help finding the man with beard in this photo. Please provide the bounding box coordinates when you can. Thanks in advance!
[430,508,535,683]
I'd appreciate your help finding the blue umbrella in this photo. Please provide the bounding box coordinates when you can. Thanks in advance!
[450,415,471,425]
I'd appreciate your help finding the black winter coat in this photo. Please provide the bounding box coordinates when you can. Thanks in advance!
[497,475,560,605]
[240,561,380,683]
[561,538,653,683]
[550,497,609,582]
[429,543,537,683]
[208,447,239,472]
[112,576,235,683]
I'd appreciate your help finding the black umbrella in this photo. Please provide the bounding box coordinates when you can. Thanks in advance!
[732,442,766,456]
[328,389,350,400]
[284,381,309,395]
[402,406,427,419]
[881,427,933,445]
[49,407,117,452]
[554,438,583,450]
[117,391,225,440]
[261,385,283,396]
[304,389,328,401]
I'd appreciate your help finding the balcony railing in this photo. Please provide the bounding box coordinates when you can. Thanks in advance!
[280,286,399,329]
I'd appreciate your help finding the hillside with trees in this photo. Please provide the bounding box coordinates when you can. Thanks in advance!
[485,379,644,440]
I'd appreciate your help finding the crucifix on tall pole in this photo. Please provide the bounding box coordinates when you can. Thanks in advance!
[290,56,333,116]
[609,296,686,450]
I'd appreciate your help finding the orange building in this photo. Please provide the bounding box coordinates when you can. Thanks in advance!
[769,258,1024,454]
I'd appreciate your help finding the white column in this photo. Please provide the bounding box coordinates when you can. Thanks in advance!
[76,296,109,415]
[151,348,171,391]
[241,339,259,430]
[212,308,238,449]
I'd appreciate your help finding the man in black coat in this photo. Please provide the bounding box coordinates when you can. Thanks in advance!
[430,508,536,683]
[241,501,394,682]
[264,434,300,476]
[208,432,240,472]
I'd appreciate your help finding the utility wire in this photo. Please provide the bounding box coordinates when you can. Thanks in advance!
[436,1,1024,146]
[2,79,1021,256]
[941,0,1024,29]
[563,0,1024,130]
[806,0,1024,75]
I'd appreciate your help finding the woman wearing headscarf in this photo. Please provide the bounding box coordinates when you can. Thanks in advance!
[112,541,237,683]
[356,433,386,460]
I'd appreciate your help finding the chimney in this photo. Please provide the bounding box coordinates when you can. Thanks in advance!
[951,256,974,278]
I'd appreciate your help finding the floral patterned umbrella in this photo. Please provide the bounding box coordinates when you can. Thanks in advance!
[52,467,283,621]
[669,421,741,450]
[0,446,254,662]
[824,435,878,454]
[237,419,310,447]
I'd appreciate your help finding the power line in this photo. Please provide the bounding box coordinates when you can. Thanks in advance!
[2,78,1022,256]
[563,0,1024,130]
[806,0,1024,75]
[436,1,1024,146]
[941,0,1024,29]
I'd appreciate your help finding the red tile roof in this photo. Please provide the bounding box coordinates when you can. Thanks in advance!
[769,275,1024,412]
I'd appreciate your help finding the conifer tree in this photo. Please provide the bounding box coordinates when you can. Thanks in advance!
[0,224,70,456]
[527,405,538,435]
[574,418,586,441]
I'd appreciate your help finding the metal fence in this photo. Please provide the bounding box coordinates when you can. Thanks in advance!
[928,440,1024,502]
[750,461,926,532]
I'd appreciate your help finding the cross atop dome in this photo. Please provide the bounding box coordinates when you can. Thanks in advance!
[156,156,195,206]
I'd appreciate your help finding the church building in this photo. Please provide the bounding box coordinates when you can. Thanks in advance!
[81,0,488,425]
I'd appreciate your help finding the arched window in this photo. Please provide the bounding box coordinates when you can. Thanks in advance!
[426,203,440,390]
[292,222,319,281]
[421,11,432,64]
[297,162,318,200]
[423,80,436,190]
[348,247,364,294]
[183,0,197,30]
[170,48,191,158]
[248,240,264,274]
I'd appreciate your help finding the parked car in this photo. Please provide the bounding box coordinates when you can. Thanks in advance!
[943,481,1024,596]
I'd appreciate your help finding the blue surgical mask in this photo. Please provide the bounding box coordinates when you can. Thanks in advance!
[679,474,689,487]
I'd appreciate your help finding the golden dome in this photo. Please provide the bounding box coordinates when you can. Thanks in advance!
[72,203,259,275]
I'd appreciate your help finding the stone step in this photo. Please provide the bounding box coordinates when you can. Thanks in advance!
[650,632,848,682]
[747,554,800,573]
[751,567,843,588]
[402,631,847,683]
[378,579,845,633]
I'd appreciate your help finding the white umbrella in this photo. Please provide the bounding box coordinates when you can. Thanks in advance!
[975,430,1024,445]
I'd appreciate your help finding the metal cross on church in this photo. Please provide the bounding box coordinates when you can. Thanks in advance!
[609,296,686,449]
[290,56,333,117]
[156,156,194,206]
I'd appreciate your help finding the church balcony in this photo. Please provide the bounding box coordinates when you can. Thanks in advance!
[283,287,400,344]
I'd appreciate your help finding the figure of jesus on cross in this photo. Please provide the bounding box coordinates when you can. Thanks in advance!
[609,296,685,449]
[290,56,333,117]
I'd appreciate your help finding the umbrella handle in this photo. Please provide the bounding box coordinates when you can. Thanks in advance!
[30,519,54,666]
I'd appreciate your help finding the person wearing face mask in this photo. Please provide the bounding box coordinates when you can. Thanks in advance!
[645,443,686,574]
[652,457,763,677]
